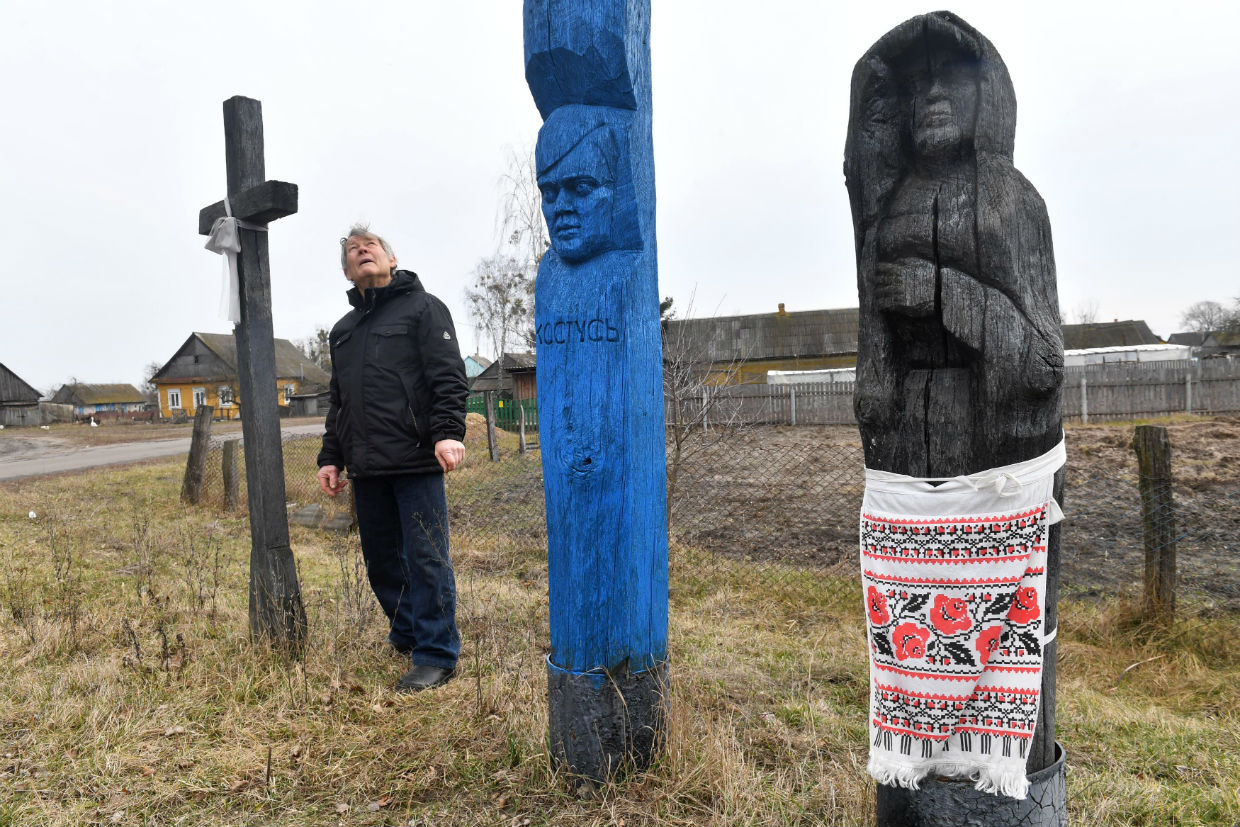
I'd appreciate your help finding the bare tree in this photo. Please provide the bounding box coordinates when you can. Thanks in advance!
[465,255,532,393]
[661,295,753,531]
[1068,299,1101,325]
[294,327,332,374]
[141,362,162,402]
[1180,300,1230,336]
[496,144,549,275]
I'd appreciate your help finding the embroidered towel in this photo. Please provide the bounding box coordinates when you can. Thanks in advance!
[861,439,1065,799]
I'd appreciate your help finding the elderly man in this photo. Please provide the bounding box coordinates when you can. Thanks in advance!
[316,224,469,693]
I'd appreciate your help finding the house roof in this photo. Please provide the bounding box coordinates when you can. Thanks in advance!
[1203,329,1240,348]
[466,354,494,369]
[0,362,41,405]
[1061,320,1161,350]
[663,307,860,363]
[154,332,331,391]
[470,352,536,392]
[1167,331,1207,347]
[52,383,146,406]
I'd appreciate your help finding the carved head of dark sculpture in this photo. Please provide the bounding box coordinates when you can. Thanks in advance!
[537,105,641,264]
[845,12,1018,232]
[908,49,979,162]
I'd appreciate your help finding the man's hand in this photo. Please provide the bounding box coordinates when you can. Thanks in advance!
[317,464,348,497]
[434,439,466,473]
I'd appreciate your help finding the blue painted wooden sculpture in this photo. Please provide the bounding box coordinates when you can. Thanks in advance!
[524,0,669,781]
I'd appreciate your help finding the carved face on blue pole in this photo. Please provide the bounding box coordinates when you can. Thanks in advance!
[536,105,641,264]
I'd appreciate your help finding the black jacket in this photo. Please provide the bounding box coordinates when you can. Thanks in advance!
[317,270,468,477]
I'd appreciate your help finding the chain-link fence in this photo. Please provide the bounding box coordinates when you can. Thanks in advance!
[197,422,1239,618]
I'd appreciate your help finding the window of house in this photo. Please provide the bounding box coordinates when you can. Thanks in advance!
[168,388,181,409]
[284,384,296,402]
[193,387,207,408]
[218,386,234,406]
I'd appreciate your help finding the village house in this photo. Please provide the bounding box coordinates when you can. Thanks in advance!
[51,383,148,421]
[663,304,860,385]
[150,332,330,420]
[0,362,45,427]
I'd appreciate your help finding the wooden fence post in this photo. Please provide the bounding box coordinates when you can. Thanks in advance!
[222,438,240,511]
[518,404,527,455]
[1185,372,1192,415]
[1133,425,1176,622]
[1080,374,1089,424]
[181,405,214,504]
[790,386,797,426]
[484,391,499,462]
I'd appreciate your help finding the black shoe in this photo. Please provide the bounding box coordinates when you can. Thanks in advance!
[396,664,457,693]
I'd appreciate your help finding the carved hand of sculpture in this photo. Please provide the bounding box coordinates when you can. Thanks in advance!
[873,259,937,318]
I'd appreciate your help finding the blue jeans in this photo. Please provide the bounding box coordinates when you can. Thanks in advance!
[352,473,459,669]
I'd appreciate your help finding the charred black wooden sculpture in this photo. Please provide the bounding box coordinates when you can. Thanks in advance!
[846,12,1066,826]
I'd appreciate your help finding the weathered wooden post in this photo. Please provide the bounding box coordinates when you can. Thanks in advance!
[181,404,214,504]
[198,96,307,650]
[484,391,500,462]
[525,0,669,781]
[518,404,528,455]
[1133,425,1176,622]
[846,13,1067,825]
[222,438,241,511]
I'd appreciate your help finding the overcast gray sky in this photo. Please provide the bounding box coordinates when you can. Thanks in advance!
[2,1,1237,393]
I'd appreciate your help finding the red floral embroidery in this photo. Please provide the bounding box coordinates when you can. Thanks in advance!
[867,586,891,625]
[1008,586,1040,624]
[976,625,1002,665]
[930,595,972,635]
[893,623,931,661]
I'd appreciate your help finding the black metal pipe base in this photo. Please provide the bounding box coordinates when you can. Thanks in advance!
[876,742,1067,827]
[547,658,669,782]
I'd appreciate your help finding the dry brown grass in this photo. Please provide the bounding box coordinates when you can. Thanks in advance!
[0,451,1236,825]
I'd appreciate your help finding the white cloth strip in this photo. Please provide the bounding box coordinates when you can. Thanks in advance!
[203,197,268,323]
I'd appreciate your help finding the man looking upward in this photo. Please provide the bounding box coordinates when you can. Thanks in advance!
[317,224,469,692]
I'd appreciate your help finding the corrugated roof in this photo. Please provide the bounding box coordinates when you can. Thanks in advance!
[1061,320,1161,350]
[52,383,145,405]
[663,307,859,362]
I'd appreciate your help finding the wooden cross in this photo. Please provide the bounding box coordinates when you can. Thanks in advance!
[198,96,306,648]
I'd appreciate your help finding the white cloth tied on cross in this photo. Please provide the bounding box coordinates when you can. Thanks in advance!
[203,197,267,323]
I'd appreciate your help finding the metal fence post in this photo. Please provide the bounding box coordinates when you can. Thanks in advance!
[789,386,797,426]
[1185,372,1192,415]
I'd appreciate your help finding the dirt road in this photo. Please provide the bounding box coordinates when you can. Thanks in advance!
[0,423,325,481]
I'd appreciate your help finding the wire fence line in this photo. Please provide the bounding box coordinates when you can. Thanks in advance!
[198,423,1240,618]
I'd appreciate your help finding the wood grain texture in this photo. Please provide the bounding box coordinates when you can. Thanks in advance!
[1133,425,1176,621]
[527,0,666,679]
[180,405,213,504]
[845,11,1066,808]
[203,95,306,649]
[197,180,298,235]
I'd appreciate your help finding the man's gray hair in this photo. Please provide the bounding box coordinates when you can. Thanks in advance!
[339,223,397,273]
